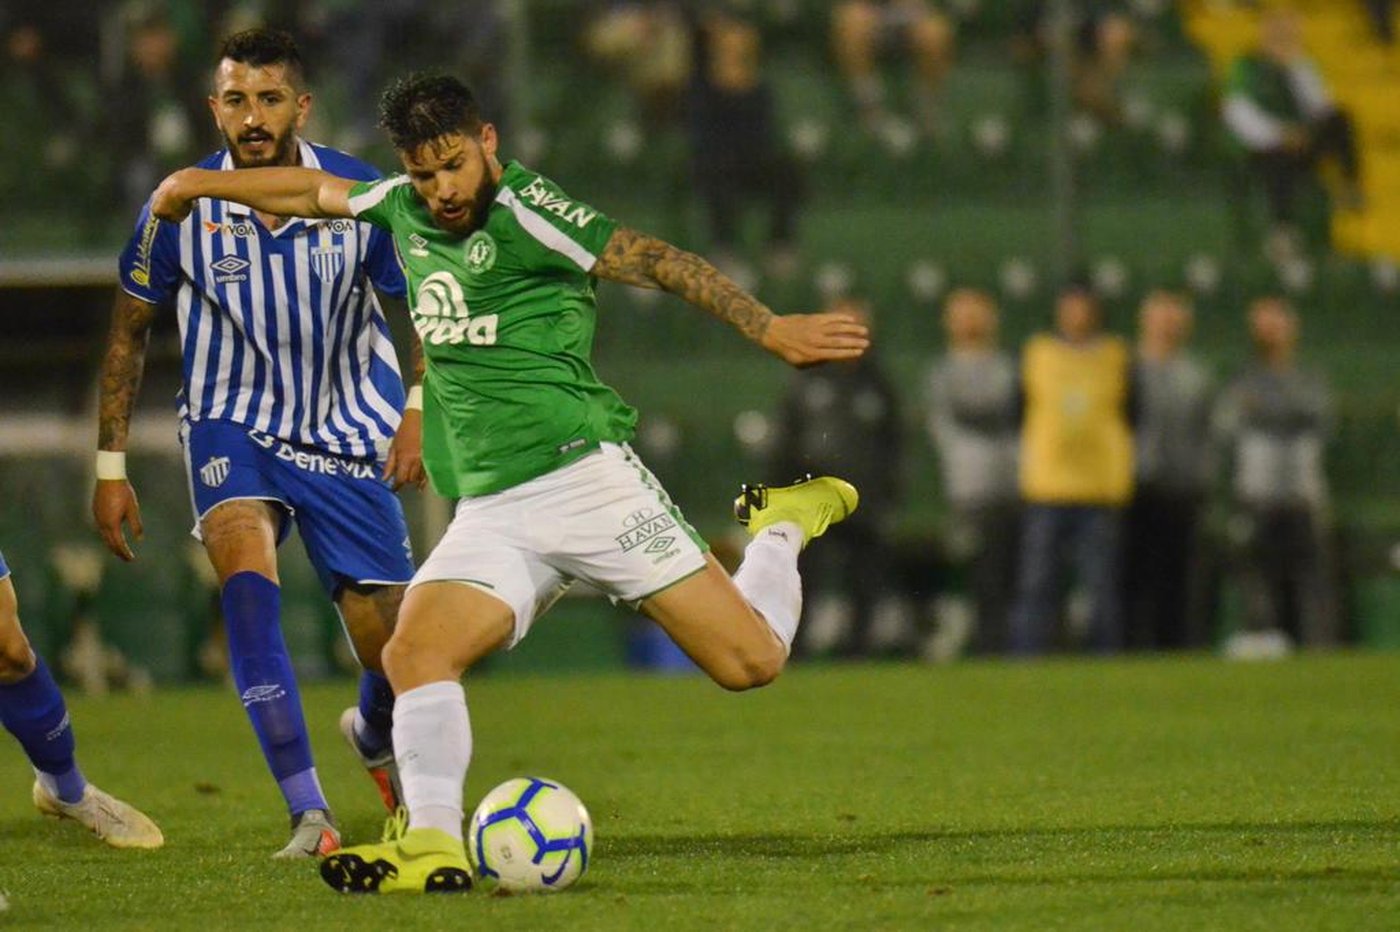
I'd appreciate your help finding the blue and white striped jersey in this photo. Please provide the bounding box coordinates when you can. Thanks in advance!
[118,140,408,459]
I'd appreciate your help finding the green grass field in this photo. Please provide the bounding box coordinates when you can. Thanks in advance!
[2,654,1397,930]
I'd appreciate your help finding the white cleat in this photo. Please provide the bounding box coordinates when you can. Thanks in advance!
[33,780,164,849]
[339,706,403,812]
[273,808,340,860]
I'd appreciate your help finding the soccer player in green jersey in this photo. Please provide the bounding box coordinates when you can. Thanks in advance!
[152,73,869,894]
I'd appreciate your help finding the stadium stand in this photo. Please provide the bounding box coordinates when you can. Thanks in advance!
[0,0,1396,674]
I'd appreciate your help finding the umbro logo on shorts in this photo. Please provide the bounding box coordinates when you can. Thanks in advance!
[200,456,231,488]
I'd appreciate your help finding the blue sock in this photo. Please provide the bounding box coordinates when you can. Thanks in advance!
[354,670,395,758]
[222,571,328,817]
[0,656,87,804]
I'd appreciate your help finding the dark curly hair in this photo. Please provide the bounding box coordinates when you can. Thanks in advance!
[217,28,306,87]
[379,73,483,154]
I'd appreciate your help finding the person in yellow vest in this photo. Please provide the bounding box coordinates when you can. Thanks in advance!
[1009,281,1136,654]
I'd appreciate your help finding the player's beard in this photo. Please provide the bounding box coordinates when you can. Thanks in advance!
[437,151,498,235]
[223,126,297,169]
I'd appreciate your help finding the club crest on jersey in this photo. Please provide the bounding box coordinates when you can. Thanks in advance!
[199,456,231,488]
[413,271,499,346]
[464,231,497,273]
[311,244,344,282]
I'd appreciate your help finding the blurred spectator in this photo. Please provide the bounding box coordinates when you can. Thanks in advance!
[1009,283,1134,655]
[688,7,802,279]
[0,17,86,209]
[772,295,904,657]
[108,5,202,213]
[831,0,955,137]
[1214,297,1338,650]
[1362,0,1394,46]
[1222,9,1364,251]
[584,1,693,125]
[924,289,1020,653]
[320,1,510,152]
[1124,291,1214,650]
[1015,2,1137,124]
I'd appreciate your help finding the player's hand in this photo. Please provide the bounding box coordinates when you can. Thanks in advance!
[760,312,871,367]
[92,480,144,562]
[151,169,196,223]
[384,408,427,491]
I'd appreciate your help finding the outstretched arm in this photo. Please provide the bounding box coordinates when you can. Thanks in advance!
[593,227,870,367]
[150,166,357,224]
[92,290,158,561]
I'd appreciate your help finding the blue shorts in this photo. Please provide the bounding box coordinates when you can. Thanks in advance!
[0,549,8,580]
[180,420,414,597]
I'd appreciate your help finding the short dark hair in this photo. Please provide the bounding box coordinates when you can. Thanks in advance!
[217,28,306,87]
[378,73,483,154]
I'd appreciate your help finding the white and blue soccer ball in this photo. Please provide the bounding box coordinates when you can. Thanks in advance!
[468,777,593,893]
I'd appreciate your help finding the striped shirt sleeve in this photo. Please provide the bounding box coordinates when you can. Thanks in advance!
[117,201,181,304]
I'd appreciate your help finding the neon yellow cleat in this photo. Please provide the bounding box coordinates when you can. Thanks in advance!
[733,475,860,548]
[320,809,473,894]
[33,780,164,849]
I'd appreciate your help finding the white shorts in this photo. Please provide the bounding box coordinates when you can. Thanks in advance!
[411,443,710,646]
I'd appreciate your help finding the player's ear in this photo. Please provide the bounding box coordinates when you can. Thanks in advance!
[478,123,499,161]
[294,92,312,131]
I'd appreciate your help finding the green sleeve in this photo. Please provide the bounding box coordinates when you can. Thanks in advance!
[346,175,412,230]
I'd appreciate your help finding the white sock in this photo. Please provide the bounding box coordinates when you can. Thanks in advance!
[733,522,804,653]
[392,680,471,841]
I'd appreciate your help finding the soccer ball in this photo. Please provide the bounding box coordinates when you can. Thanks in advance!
[468,777,593,893]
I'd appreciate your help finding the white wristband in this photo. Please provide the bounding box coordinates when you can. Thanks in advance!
[405,385,424,412]
[96,450,127,481]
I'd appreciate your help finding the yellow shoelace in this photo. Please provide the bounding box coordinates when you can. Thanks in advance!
[380,806,409,843]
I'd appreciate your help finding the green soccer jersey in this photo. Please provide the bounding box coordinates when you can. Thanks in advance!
[347,161,639,497]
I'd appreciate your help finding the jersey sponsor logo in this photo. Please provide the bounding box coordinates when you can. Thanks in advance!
[407,233,430,257]
[199,455,231,488]
[464,231,497,273]
[129,213,160,287]
[210,255,250,284]
[240,684,286,706]
[203,220,256,237]
[518,177,598,228]
[413,271,498,346]
[311,244,345,282]
[616,510,678,553]
[246,428,380,479]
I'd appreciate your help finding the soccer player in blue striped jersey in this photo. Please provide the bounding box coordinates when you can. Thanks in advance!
[92,29,422,859]
[0,549,163,847]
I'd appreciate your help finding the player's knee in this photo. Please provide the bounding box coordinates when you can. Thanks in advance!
[711,643,785,692]
[0,632,36,683]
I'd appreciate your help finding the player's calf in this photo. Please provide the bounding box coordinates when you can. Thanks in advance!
[641,559,787,692]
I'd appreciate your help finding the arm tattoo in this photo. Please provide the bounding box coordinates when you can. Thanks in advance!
[97,291,157,450]
[594,227,774,344]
